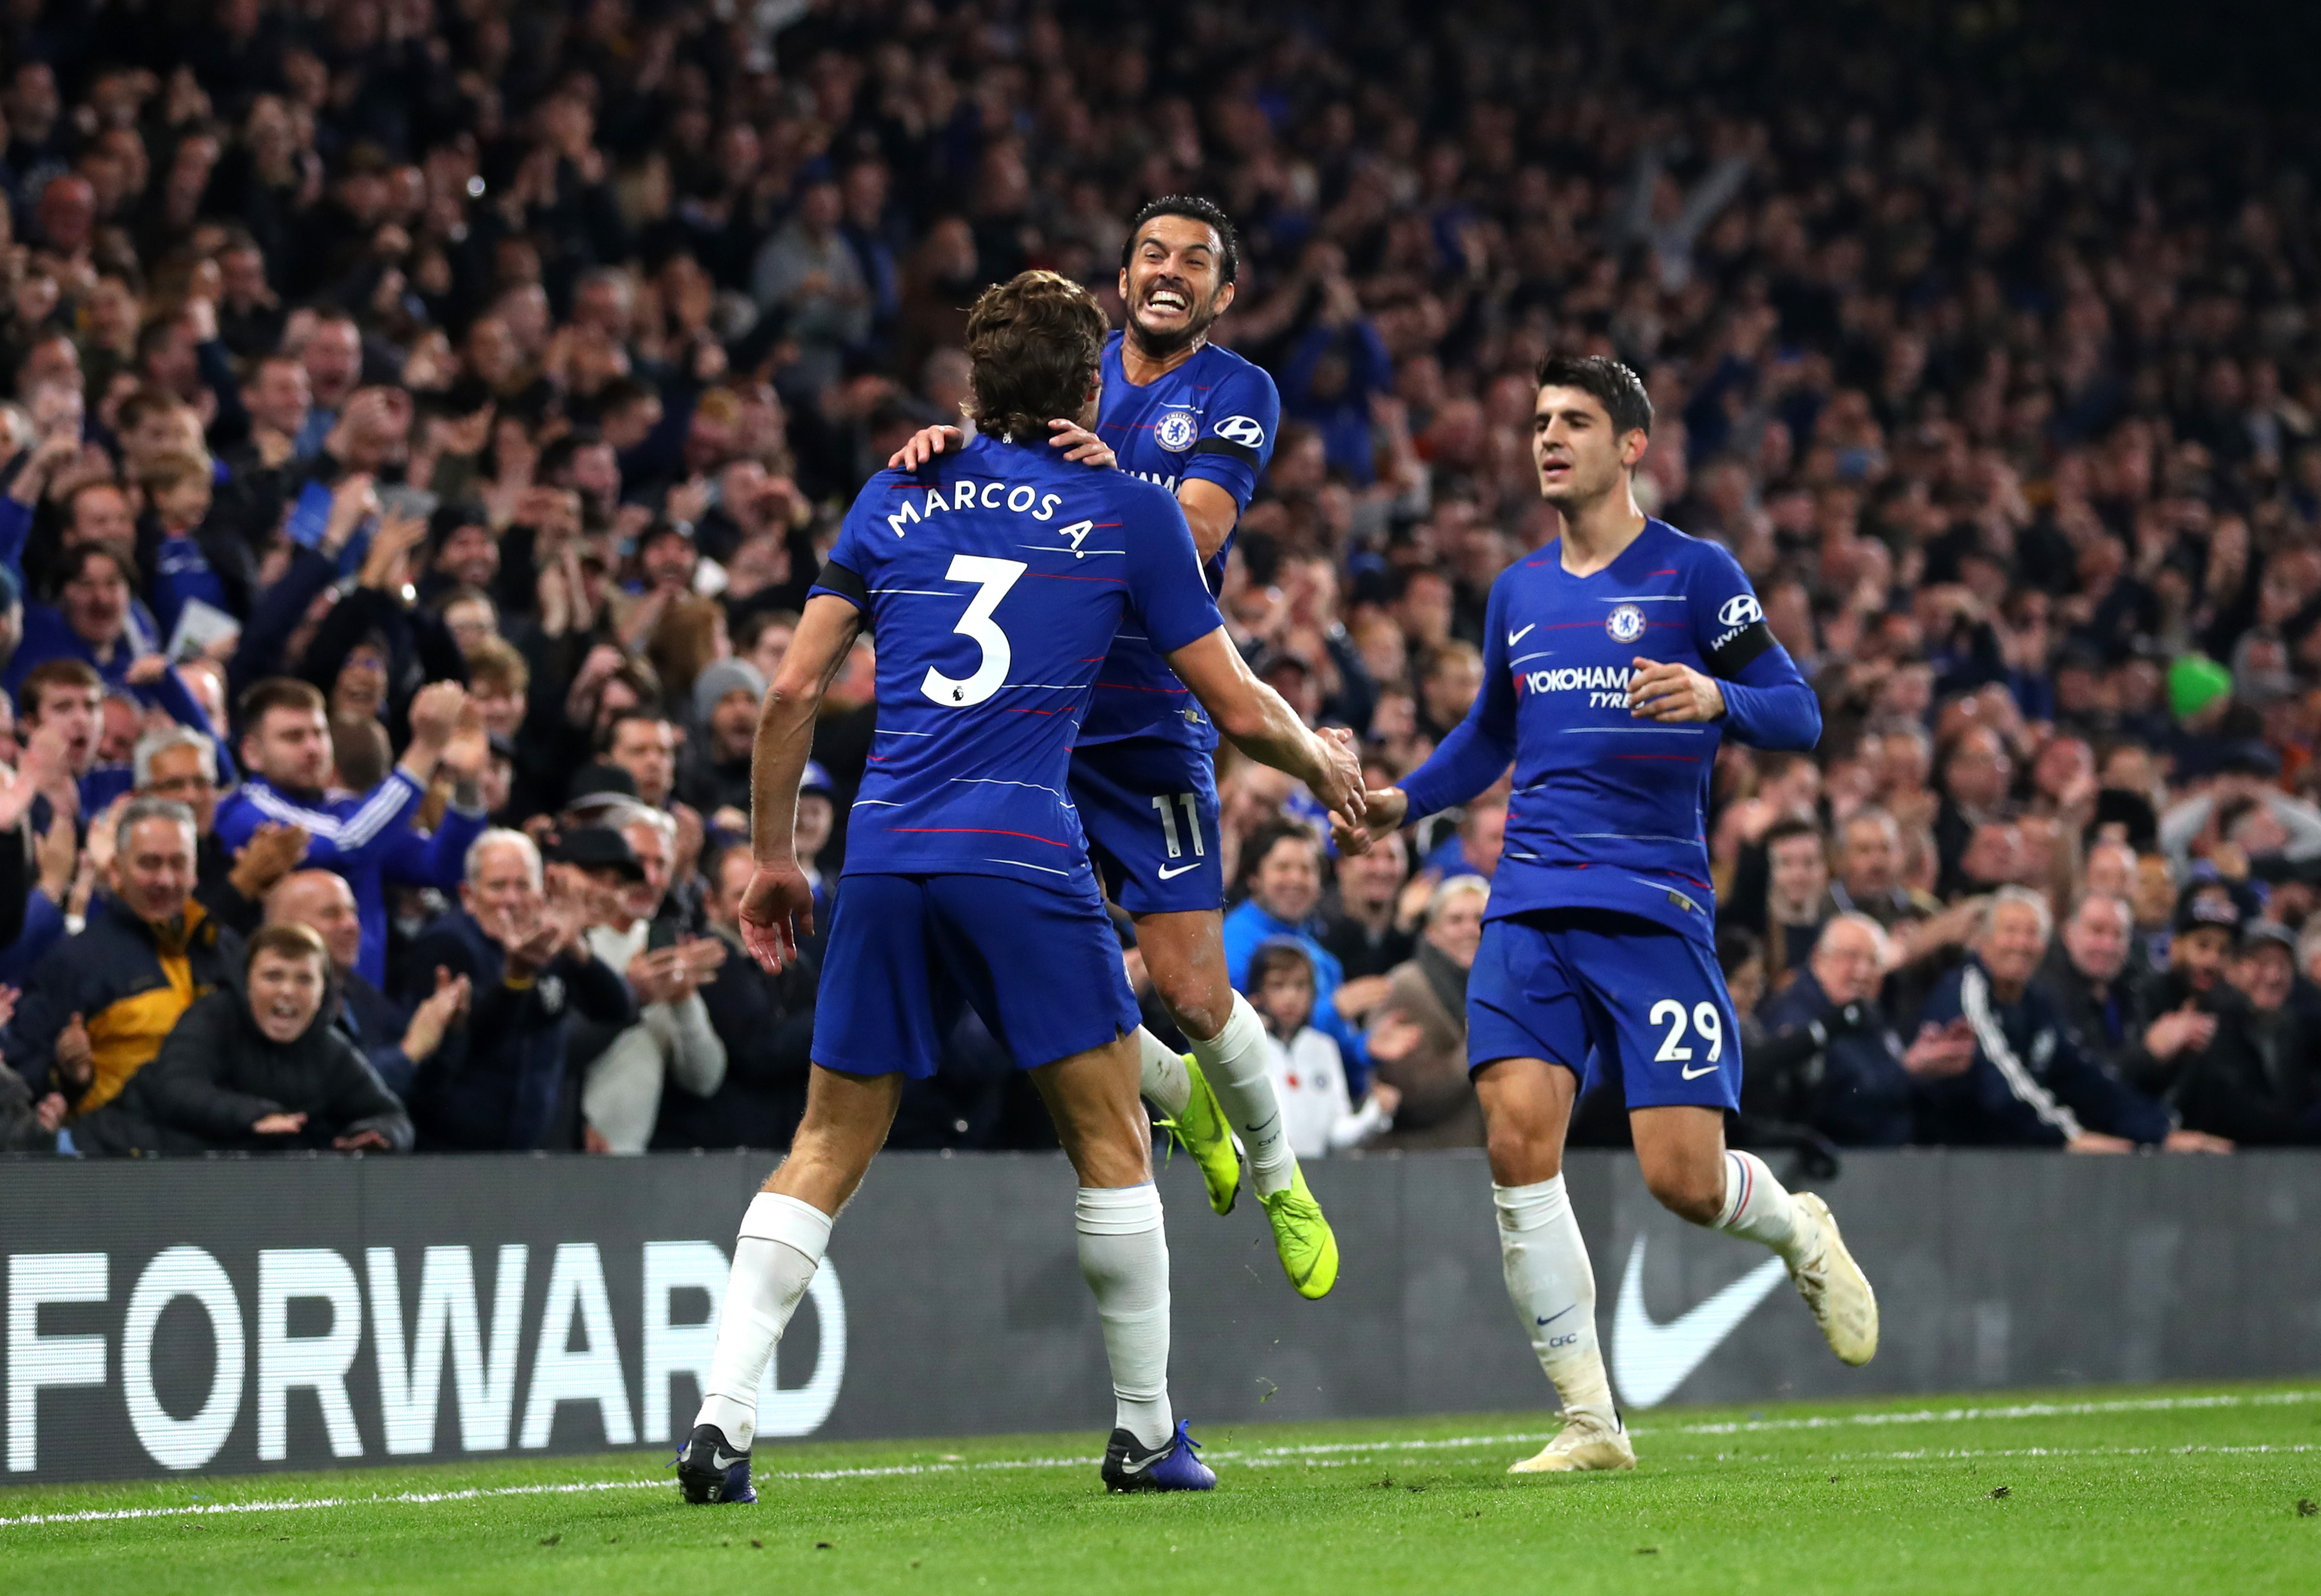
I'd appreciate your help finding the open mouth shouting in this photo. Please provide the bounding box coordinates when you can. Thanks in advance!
[1140,280,1193,324]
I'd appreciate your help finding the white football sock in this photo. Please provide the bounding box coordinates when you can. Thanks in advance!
[1137,1026,1192,1122]
[1075,1183,1175,1450]
[1189,991,1295,1195]
[1710,1149,1807,1264]
[1495,1177,1614,1422]
[695,1192,832,1450]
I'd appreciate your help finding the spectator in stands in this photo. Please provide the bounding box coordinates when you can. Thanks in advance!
[1367,876,1489,1149]
[135,725,298,938]
[2038,892,2158,1083]
[17,657,113,813]
[7,543,157,696]
[4,797,240,1122]
[1249,938,1396,1156]
[1224,818,1369,1073]
[682,657,765,816]
[1319,827,1422,982]
[570,812,726,1153]
[1759,913,1976,1146]
[2175,923,2321,1145]
[395,830,632,1151]
[266,869,468,1100]
[89,925,411,1155]
[1933,728,2014,898]
[1916,888,2218,1152]
[1761,816,1831,978]
[1422,794,1505,883]
[2126,885,2308,1146]
[1826,807,1938,929]
[219,677,484,986]
[656,845,817,1151]
[603,710,681,811]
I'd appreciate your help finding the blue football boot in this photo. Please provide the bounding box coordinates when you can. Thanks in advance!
[1100,1421,1216,1493]
[675,1423,757,1504]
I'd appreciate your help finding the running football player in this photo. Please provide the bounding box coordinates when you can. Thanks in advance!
[677,272,1365,1506]
[888,198,1337,1298]
[1334,354,1878,1475]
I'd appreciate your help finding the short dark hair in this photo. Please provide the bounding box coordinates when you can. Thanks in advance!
[247,922,330,974]
[1763,816,1825,853]
[1534,353,1653,438]
[20,657,102,716]
[963,271,1109,443]
[599,707,675,752]
[1246,938,1315,992]
[54,541,137,591]
[1120,195,1241,285]
[1715,925,1765,980]
[1238,815,1321,895]
[238,676,328,729]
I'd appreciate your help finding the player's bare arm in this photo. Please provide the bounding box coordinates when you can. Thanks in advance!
[1626,656,1727,723]
[741,593,862,972]
[887,416,1116,470]
[1164,627,1366,835]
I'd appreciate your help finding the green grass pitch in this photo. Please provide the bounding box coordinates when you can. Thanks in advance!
[5,1383,2317,1594]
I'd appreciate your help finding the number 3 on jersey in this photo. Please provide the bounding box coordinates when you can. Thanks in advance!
[921,554,1026,708]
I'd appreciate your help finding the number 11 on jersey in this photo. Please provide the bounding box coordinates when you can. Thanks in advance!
[1150,792,1205,859]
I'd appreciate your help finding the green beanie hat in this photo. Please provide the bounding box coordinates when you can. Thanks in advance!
[2168,654,2233,722]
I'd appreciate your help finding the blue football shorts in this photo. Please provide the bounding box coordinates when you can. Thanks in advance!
[810,871,1140,1078]
[1465,907,1743,1113]
[1069,737,1223,916]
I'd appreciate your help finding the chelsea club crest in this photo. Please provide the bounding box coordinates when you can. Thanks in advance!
[1606,603,1646,643]
[1154,409,1198,452]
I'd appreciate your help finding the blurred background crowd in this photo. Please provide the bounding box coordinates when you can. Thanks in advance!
[0,0,2317,1162]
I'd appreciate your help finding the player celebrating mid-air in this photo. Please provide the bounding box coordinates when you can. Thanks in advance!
[1336,354,1878,1475]
[677,271,1366,1507]
[889,198,1336,1297]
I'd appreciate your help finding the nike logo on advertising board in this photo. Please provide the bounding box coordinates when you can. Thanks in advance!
[1680,1063,1720,1080]
[1609,1234,1788,1408]
[1157,862,1202,879]
[1507,624,1536,646]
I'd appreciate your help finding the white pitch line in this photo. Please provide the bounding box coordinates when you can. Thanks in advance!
[1659,1388,2321,1438]
[3,1389,2312,1529]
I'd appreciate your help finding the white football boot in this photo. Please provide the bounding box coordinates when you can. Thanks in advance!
[1788,1193,1878,1366]
[1509,1409,1637,1474]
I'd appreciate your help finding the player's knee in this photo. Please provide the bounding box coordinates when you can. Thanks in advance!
[1643,1160,1725,1225]
[1150,964,1228,1040]
[1484,1117,1561,1187]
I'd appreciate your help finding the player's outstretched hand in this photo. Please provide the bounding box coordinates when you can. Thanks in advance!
[1047,419,1116,468]
[1310,726,1369,847]
[1628,657,1726,723]
[1330,785,1408,857]
[887,424,964,471]
[738,860,817,974]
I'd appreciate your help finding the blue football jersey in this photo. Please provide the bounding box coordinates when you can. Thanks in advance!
[809,434,1225,890]
[1400,518,1820,939]
[1078,332,1280,750]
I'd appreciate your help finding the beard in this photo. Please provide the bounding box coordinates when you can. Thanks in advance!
[1127,291,1223,359]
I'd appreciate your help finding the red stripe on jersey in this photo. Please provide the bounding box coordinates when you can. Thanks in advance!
[887,827,1069,846]
[1094,682,1189,693]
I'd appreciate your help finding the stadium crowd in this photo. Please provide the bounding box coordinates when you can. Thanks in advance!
[0,0,2316,1160]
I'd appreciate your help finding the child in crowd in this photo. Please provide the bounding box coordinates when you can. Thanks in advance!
[1248,938,1398,1157]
